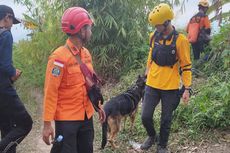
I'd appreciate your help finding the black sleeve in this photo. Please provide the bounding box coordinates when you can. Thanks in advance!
[0,31,16,77]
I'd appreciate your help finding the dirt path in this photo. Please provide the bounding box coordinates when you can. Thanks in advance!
[17,89,51,153]
[17,88,230,153]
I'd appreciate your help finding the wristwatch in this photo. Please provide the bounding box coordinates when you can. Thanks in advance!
[185,87,192,91]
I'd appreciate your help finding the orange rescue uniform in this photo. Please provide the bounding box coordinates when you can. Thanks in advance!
[186,15,211,33]
[43,39,94,121]
[146,32,192,90]
[186,14,211,43]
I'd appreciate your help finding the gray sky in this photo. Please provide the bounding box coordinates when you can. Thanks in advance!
[1,0,229,42]
[173,1,198,29]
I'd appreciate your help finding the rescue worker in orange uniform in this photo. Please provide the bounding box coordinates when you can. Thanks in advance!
[42,7,105,153]
[187,0,211,60]
[140,3,192,153]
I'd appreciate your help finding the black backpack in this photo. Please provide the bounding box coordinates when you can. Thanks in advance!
[150,30,179,67]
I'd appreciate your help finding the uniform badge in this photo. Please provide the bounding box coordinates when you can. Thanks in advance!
[52,67,61,76]
[172,50,176,54]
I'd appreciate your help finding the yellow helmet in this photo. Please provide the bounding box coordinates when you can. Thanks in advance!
[148,3,174,26]
[198,0,209,7]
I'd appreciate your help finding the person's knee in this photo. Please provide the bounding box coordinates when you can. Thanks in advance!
[14,99,33,132]
[141,114,152,125]
[24,114,33,132]
[19,112,33,134]
[161,116,172,128]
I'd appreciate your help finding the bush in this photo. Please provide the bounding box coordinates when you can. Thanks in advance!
[173,71,230,133]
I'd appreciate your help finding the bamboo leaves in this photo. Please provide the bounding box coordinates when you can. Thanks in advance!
[15,0,161,79]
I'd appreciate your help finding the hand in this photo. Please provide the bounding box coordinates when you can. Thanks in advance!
[42,121,54,145]
[98,107,106,124]
[11,69,22,82]
[182,89,190,105]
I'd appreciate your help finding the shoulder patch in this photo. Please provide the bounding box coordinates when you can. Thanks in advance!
[52,67,61,77]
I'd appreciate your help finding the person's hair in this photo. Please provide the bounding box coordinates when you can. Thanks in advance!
[0,13,6,20]
[198,5,207,10]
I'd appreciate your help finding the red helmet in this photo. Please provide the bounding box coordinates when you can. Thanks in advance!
[61,7,93,35]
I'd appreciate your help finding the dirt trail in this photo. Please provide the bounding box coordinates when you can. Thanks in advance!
[17,88,230,153]
[18,89,51,153]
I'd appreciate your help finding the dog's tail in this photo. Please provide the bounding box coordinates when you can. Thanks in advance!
[101,120,108,149]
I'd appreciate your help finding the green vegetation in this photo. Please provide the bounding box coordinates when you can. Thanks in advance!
[173,23,230,134]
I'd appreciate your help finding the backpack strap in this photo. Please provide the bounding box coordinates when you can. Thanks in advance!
[171,30,179,47]
[150,30,179,47]
[149,31,159,47]
[190,12,206,24]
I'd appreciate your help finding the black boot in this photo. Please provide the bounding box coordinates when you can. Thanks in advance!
[156,145,169,153]
[140,136,157,150]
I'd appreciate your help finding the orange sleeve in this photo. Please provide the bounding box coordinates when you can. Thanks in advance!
[43,54,65,121]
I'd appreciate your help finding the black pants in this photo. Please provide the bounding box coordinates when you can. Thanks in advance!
[192,41,204,60]
[0,94,33,153]
[192,40,210,60]
[141,86,180,147]
[0,121,17,153]
[51,118,94,153]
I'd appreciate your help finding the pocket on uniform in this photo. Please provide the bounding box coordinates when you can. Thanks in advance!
[66,66,83,86]
[166,53,174,66]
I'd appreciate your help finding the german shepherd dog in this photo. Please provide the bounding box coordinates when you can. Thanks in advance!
[101,75,146,149]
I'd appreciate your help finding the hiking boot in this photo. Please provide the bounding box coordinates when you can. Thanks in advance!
[140,136,156,150]
[156,145,169,153]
